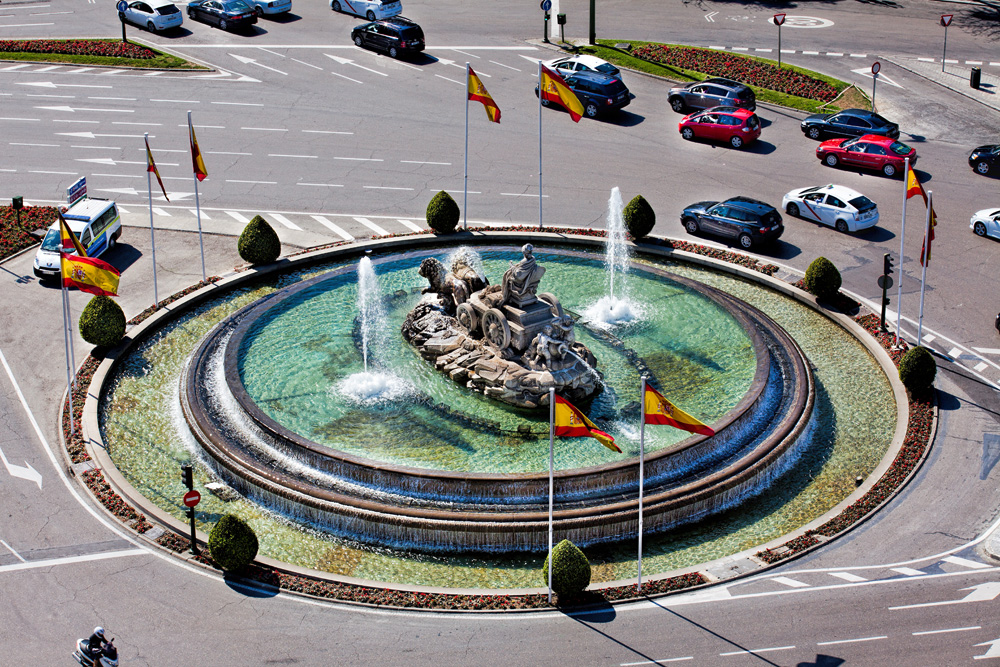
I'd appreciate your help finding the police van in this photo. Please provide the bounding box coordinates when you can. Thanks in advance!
[33,177,121,281]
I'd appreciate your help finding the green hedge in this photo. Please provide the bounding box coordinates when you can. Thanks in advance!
[78,295,126,347]
[208,514,259,572]
[623,194,655,239]
[426,191,460,234]
[542,539,591,597]
[804,257,842,301]
[898,346,936,394]
[238,215,281,265]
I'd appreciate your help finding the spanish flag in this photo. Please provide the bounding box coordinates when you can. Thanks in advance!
[540,64,584,123]
[60,253,120,297]
[905,163,927,206]
[146,135,169,201]
[189,118,208,182]
[920,205,938,267]
[468,65,500,123]
[553,394,620,452]
[58,212,88,257]
[644,385,715,437]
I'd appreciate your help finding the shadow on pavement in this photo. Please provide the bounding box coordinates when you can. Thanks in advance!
[223,574,280,598]
[797,656,846,667]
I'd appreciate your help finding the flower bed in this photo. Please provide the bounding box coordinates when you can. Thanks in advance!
[792,279,861,314]
[82,469,152,533]
[0,205,57,261]
[0,39,156,59]
[631,44,839,103]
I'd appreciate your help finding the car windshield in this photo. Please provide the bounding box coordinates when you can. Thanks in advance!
[849,196,876,211]
[40,226,79,253]
[869,114,889,127]
[222,0,250,10]
[746,115,759,130]
[157,4,179,13]
[889,141,912,155]
[595,63,618,74]
[841,137,860,148]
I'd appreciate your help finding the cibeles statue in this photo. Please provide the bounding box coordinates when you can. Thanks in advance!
[501,244,546,307]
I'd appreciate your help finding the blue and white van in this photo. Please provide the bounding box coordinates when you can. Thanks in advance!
[33,198,122,281]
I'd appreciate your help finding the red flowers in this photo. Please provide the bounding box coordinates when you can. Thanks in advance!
[0,39,157,59]
[0,205,58,261]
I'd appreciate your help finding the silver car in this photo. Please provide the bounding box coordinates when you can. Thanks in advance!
[119,0,183,31]
[668,77,756,113]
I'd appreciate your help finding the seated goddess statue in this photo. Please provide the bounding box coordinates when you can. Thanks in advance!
[501,243,546,307]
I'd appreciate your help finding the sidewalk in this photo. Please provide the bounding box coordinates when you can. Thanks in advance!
[883,55,1000,113]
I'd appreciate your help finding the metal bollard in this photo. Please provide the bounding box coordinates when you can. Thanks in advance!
[971,67,982,90]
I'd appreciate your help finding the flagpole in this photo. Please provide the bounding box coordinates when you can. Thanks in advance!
[917,190,932,345]
[63,278,76,391]
[638,377,646,593]
[61,281,75,438]
[548,386,555,604]
[189,110,206,282]
[145,132,159,307]
[895,157,909,345]
[538,60,543,232]
[464,63,470,231]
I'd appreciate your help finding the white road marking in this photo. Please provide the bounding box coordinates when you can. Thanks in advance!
[269,213,302,230]
[291,57,322,70]
[720,646,794,656]
[817,636,886,646]
[946,346,962,358]
[353,217,389,235]
[802,50,820,55]
[827,52,844,56]
[363,185,413,191]
[26,94,74,98]
[829,572,867,582]
[230,53,287,75]
[183,124,224,129]
[731,47,748,52]
[0,445,42,488]
[303,129,353,135]
[326,54,387,76]
[257,47,286,58]
[226,211,251,223]
[152,207,170,217]
[397,219,423,232]
[151,98,198,103]
[755,48,772,53]
[975,638,1000,659]
[11,142,58,147]
[501,192,548,198]
[850,53,867,57]
[212,101,263,106]
[51,120,99,124]
[226,180,276,185]
[489,59,520,71]
[772,576,809,588]
[973,347,1000,355]
[781,49,795,54]
[311,215,353,240]
[401,160,451,165]
[913,626,980,636]
[0,64,30,70]
[435,74,463,85]
[975,362,989,372]
[920,334,937,343]
[335,156,382,162]
[37,105,133,113]
[945,59,959,64]
[892,567,924,576]
[0,21,54,27]
[0,539,26,562]
[297,183,344,187]
[189,209,210,219]
[890,582,1000,610]
[29,170,76,174]
[967,61,983,65]
[88,97,136,101]
[92,173,141,179]
[18,81,112,89]
[114,121,160,125]
[241,127,287,131]
[0,548,147,574]
[944,556,990,570]
[206,151,252,155]
[449,48,479,59]
[0,117,40,121]
[269,154,318,159]
[621,658,692,666]
[329,70,364,84]
[0,4,52,9]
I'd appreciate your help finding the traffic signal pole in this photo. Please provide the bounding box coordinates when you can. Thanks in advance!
[181,463,199,555]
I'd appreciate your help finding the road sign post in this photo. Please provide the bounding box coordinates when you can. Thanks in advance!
[941,15,953,73]
[181,464,199,555]
[540,0,551,43]
[117,0,129,44]
[589,0,595,45]
[773,14,785,68]
[871,61,880,112]
[879,253,894,332]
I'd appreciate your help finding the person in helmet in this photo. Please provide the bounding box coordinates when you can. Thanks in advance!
[86,627,107,659]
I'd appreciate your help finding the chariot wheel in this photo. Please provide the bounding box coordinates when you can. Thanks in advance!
[456,303,478,332]
[538,292,564,318]
[482,308,511,350]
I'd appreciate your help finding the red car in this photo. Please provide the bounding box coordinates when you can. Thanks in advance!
[816,134,916,178]
[678,106,761,149]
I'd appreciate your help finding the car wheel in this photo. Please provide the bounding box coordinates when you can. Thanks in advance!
[738,233,753,250]
[219,18,228,29]
[683,217,699,234]
[366,9,375,19]
[147,20,156,31]
[808,126,822,140]
[825,154,839,168]
[882,163,897,177]
[835,219,850,234]
[332,0,340,9]
[786,203,800,217]
[354,35,363,47]
[254,6,263,16]
[975,221,988,237]
[681,127,694,140]
[669,97,685,113]
[188,8,195,17]
[729,135,743,149]
[388,46,398,58]
[977,161,991,175]
[585,102,599,118]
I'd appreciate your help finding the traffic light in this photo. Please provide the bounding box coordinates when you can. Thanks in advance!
[181,463,193,490]
[883,253,894,276]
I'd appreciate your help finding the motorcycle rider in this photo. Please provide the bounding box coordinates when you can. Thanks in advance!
[86,627,107,659]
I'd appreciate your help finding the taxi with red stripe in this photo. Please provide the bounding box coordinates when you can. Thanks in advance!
[781,184,879,233]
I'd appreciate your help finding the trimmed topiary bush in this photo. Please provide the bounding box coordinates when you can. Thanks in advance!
[623,194,655,239]
[238,215,281,265]
[542,539,591,597]
[898,346,936,394]
[208,514,259,572]
[803,256,842,301]
[78,295,126,347]
[426,190,460,234]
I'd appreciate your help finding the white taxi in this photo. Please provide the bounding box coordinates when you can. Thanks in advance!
[782,184,879,233]
[119,0,184,32]
[330,0,399,20]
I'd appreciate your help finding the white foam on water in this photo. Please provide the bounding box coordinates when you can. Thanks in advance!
[336,371,412,404]
[584,294,644,329]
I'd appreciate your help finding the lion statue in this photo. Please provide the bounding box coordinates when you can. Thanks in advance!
[419,257,489,313]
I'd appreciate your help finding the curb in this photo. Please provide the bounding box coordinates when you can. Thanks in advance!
[883,55,1000,115]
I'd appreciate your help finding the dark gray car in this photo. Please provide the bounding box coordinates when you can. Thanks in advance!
[668,78,756,113]
[800,108,899,141]
[680,196,783,250]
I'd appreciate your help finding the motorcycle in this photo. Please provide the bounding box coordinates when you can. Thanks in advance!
[72,637,119,667]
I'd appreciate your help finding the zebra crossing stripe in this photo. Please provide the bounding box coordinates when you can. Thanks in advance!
[891,567,924,576]
[829,572,867,583]
[942,556,990,570]
[269,213,302,230]
[152,207,170,217]
[226,211,251,224]
[397,219,423,232]
[311,215,353,241]
[353,217,389,236]
[189,209,210,220]
[772,576,809,588]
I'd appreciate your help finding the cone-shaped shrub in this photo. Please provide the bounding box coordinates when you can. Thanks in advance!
[78,295,126,347]
[208,514,259,572]
[238,215,281,265]
[898,346,936,394]
[426,190,460,234]
[623,194,655,239]
[804,256,842,300]
[541,539,591,597]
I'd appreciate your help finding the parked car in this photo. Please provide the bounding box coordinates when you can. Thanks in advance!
[545,54,620,80]
[245,0,290,16]
[782,184,879,233]
[33,198,122,281]
[969,144,1000,175]
[800,109,899,141]
[971,207,1000,239]
[680,196,783,249]
[119,0,183,31]
[331,0,399,20]
[351,16,424,58]
[667,78,755,113]
[678,106,760,149]
[535,70,631,119]
[186,0,257,30]
[816,135,916,178]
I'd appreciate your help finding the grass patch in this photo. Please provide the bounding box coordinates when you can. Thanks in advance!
[0,39,204,69]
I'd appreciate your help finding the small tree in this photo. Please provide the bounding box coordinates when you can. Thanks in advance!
[238,215,281,265]
[898,346,936,395]
[426,190,460,234]
[208,514,259,572]
[623,195,655,239]
[542,538,591,598]
[78,295,126,347]
[803,256,842,301]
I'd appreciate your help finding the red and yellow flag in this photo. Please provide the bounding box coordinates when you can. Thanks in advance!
[905,163,927,206]
[468,66,500,123]
[146,135,169,201]
[58,212,88,257]
[553,394,620,452]
[60,254,120,297]
[189,120,208,182]
[920,205,938,267]
[644,385,715,437]
[540,64,584,123]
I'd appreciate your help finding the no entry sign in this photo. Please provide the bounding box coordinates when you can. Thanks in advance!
[183,489,201,508]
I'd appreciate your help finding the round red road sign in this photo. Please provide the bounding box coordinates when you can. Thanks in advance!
[183,490,201,508]
[871,61,881,75]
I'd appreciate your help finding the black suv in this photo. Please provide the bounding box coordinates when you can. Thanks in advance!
[680,197,783,250]
[351,16,424,58]
[800,108,900,141]
[667,77,756,113]
[537,70,630,118]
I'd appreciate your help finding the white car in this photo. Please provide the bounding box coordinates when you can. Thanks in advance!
[782,184,879,233]
[245,0,290,15]
[119,0,183,31]
[971,208,1000,240]
[546,54,620,79]
[330,0,399,20]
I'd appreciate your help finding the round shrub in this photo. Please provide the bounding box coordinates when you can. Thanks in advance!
[803,256,842,301]
[898,346,936,394]
[542,539,591,598]
[78,295,126,348]
[623,194,655,239]
[426,190,460,234]
[238,215,281,265]
[208,514,259,572]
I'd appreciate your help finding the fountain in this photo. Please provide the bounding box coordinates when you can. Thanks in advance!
[585,188,642,328]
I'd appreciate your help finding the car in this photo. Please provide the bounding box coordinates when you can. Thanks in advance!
[816,134,916,178]
[33,198,122,281]
[680,196,783,249]
[678,106,760,149]
[535,70,631,119]
[245,0,291,16]
[667,77,755,113]
[971,208,1000,239]
[119,0,183,32]
[545,54,620,80]
[800,109,899,141]
[969,144,1000,175]
[186,0,257,30]
[351,16,424,58]
[331,0,400,20]
[782,184,879,233]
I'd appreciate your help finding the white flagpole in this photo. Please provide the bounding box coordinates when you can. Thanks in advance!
[189,110,206,282]
[638,377,646,593]
[61,280,74,438]
[917,190,932,345]
[464,63,470,231]
[538,60,543,232]
[548,386,555,604]
[895,157,909,345]
[145,132,159,307]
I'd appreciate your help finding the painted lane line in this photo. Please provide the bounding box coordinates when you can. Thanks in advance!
[151,98,198,103]
[189,209,210,219]
[89,97,136,101]
[708,45,726,50]
[291,57,323,70]
[975,362,989,372]
[0,548,148,574]
[26,94,75,98]
[397,219,423,232]
[52,120,99,124]
[58,132,147,139]
[781,49,795,54]
[114,121,160,125]
[827,52,844,56]
[297,183,344,187]
[212,101,264,106]
[206,151,251,155]
[18,81,112,89]
[0,539,26,562]
[0,4,53,9]
[0,64,31,70]
[268,154,318,159]
[226,180,277,185]
[921,334,936,344]
[943,556,990,570]
[29,11,72,16]
[0,169,16,172]
[0,117,40,121]
[230,53,287,75]
[731,47,748,52]
[946,347,963,359]
[401,160,451,165]
[325,54,387,76]
[11,142,58,147]
[257,47,286,58]
[311,215,353,240]
[992,62,1000,67]
[226,211,251,223]
[151,207,170,217]
[817,636,887,646]
[36,105,133,113]
[829,572,867,582]
[802,50,820,55]
[720,646,794,656]
[353,217,389,236]
[241,127,287,131]
[755,48,772,53]
[973,347,1000,355]
[180,124,224,129]
[890,582,1000,610]
[449,48,479,59]
[850,53,867,57]
[92,174,141,179]
[892,567,924,576]
[435,74,463,85]
[945,59,959,64]
[0,22,55,27]
[29,170,76,175]
[269,213,302,230]
[303,130,353,135]
[771,576,809,588]
[501,192,548,198]
[363,186,413,191]
[913,626,981,636]
[621,658,692,666]
[968,60,984,65]
[330,70,364,84]
[489,59,520,71]
[335,156,382,162]
[135,148,183,153]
